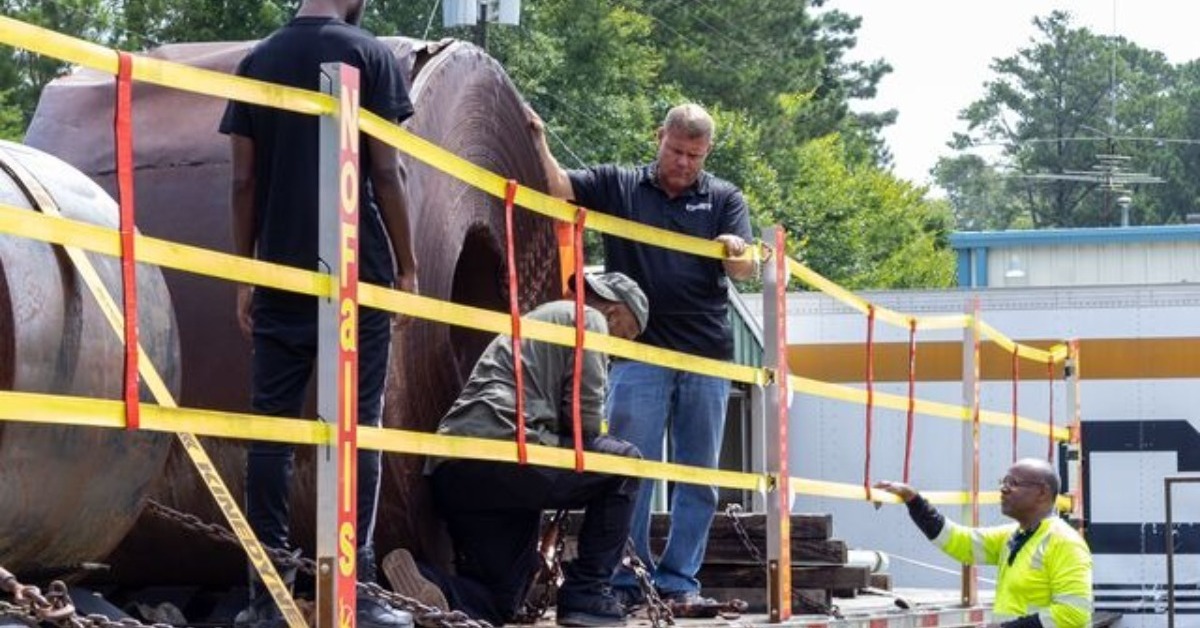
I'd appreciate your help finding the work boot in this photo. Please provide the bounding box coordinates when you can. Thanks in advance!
[660,590,721,619]
[610,587,644,613]
[356,595,414,628]
[556,590,626,628]
[381,548,449,611]
[234,550,301,628]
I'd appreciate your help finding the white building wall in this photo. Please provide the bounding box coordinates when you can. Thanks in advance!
[987,242,1200,288]
[742,284,1200,626]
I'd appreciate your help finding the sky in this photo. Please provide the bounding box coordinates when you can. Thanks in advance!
[831,0,1200,189]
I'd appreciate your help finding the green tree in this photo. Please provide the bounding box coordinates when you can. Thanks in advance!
[932,154,1031,230]
[940,11,1190,228]
[0,0,116,135]
[772,135,954,289]
[0,0,955,289]
[115,0,292,49]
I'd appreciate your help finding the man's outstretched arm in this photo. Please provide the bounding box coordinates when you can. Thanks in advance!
[526,105,574,200]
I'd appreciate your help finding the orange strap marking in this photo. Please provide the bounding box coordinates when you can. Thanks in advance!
[115,51,139,430]
[571,208,587,472]
[503,180,528,464]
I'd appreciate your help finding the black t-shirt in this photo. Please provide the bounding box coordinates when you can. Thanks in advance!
[568,164,753,360]
[219,16,414,311]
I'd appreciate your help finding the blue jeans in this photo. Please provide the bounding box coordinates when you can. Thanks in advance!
[606,361,730,595]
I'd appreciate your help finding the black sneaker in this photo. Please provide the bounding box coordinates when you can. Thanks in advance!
[557,592,626,628]
[611,587,644,613]
[357,596,414,628]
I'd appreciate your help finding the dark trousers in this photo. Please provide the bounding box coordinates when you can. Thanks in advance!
[247,304,392,584]
[428,437,639,625]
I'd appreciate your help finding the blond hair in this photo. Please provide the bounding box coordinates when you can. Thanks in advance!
[662,103,715,141]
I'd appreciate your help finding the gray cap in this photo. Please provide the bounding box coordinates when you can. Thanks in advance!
[576,271,649,334]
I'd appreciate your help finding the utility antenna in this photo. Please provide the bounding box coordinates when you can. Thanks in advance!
[1107,0,1118,139]
[1019,0,1162,226]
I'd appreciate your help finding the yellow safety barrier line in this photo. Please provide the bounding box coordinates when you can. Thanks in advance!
[0,204,331,299]
[6,19,1059,367]
[359,285,765,385]
[0,160,306,627]
[979,408,1069,441]
[786,257,972,332]
[0,17,1061,371]
[786,257,1069,367]
[787,257,873,317]
[0,203,760,385]
[0,17,331,116]
[0,20,749,269]
[0,15,117,74]
[359,113,754,264]
[790,477,1074,510]
[140,234,331,299]
[0,391,329,445]
[358,428,766,492]
[0,388,763,493]
[788,375,1070,441]
[3,385,1075,511]
[133,55,332,115]
[0,15,1074,512]
[0,201,120,255]
[2,201,1071,430]
[915,314,974,331]
[789,477,1000,505]
[978,320,1066,364]
[0,203,764,425]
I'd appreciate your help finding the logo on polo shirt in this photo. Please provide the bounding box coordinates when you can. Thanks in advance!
[684,202,712,212]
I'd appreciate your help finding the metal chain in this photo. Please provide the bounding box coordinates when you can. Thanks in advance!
[722,504,842,618]
[0,570,171,628]
[145,500,494,628]
[723,504,766,565]
[510,511,568,624]
[620,540,673,628]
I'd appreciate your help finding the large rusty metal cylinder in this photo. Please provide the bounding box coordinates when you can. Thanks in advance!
[0,140,180,577]
[24,38,559,584]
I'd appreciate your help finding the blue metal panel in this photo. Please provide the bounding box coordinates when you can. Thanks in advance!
[950,225,1200,250]
[973,247,988,287]
[956,249,973,288]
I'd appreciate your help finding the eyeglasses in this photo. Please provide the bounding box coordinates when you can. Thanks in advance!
[999,476,1045,490]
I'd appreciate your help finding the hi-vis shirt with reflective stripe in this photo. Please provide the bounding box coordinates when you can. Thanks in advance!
[933,516,1093,628]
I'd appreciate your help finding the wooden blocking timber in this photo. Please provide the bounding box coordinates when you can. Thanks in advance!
[650,512,833,541]
[696,565,870,590]
[648,511,844,565]
[869,573,892,591]
[697,586,832,615]
[663,537,848,566]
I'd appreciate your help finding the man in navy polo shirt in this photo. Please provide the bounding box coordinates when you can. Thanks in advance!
[529,104,755,609]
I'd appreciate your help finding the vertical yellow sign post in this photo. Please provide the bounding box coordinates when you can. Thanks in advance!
[960,298,981,608]
[318,62,361,628]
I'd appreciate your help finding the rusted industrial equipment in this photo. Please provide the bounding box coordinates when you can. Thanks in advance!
[0,140,180,579]
[21,37,559,585]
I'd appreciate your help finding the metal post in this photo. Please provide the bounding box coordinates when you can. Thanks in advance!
[1064,340,1084,526]
[762,226,791,621]
[317,62,361,628]
[1166,476,1175,628]
[960,298,981,607]
[1163,474,1200,628]
[749,383,767,513]
[475,0,489,50]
